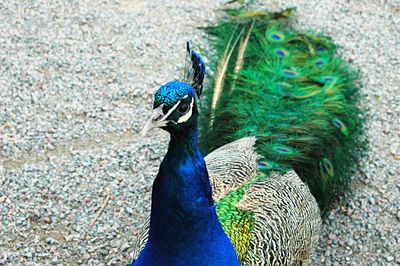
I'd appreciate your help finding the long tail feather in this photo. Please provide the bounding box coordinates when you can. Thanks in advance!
[211,25,244,121]
[230,20,255,94]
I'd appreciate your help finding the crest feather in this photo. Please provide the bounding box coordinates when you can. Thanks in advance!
[185,41,206,98]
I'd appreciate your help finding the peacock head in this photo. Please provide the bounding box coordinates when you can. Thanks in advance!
[141,81,199,135]
[141,42,206,136]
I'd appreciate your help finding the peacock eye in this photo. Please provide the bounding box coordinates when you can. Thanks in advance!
[177,102,190,115]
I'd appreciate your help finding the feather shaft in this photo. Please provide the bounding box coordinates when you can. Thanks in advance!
[230,20,255,94]
[211,26,245,111]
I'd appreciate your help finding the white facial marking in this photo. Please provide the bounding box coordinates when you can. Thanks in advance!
[159,100,181,122]
[177,98,194,123]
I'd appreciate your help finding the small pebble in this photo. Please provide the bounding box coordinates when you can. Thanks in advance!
[386,256,394,262]
[51,257,58,265]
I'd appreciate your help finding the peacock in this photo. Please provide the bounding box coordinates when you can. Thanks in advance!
[131,6,363,266]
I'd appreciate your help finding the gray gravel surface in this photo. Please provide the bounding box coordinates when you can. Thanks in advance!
[0,0,399,265]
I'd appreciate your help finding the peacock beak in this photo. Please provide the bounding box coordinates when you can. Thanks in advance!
[141,104,167,136]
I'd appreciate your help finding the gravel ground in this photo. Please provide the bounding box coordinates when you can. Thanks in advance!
[0,0,399,265]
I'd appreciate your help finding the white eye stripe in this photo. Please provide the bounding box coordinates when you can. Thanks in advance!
[155,95,194,124]
[177,98,194,123]
[159,100,181,122]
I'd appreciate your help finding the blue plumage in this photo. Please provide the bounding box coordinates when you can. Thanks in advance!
[134,61,240,265]
[154,81,193,108]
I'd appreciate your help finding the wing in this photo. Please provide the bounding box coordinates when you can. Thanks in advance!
[205,137,321,265]
[131,218,149,260]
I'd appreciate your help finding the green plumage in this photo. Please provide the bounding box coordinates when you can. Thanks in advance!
[216,186,254,261]
[199,8,364,213]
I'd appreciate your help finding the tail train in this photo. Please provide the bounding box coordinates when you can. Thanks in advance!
[198,7,364,212]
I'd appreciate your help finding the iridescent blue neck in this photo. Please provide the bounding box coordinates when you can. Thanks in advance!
[167,123,200,159]
[153,123,214,230]
[134,119,240,265]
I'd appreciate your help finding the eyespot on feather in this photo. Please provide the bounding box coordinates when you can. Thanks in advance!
[268,31,285,42]
[315,59,325,67]
[320,158,334,177]
[333,118,349,136]
[274,49,289,57]
[282,69,299,78]
[271,144,296,155]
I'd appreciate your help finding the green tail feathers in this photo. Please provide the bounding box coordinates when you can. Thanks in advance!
[199,8,364,212]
